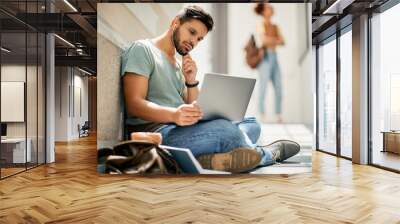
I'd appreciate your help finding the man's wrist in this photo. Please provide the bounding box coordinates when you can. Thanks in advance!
[185,79,197,84]
[185,80,199,88]
[168,107,178,123]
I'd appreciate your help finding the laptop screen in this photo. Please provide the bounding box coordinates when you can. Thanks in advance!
[197,73,256,121]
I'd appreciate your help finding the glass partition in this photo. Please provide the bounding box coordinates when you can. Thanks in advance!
[339,29,352,158]
[0,0,46,179]
[1,18,28,178]
[317,37,337,154]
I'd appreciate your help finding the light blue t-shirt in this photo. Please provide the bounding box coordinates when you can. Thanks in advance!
[120,39,185,126]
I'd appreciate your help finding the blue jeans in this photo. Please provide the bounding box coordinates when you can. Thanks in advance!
[157,117,275,166]
[257,51,282,115]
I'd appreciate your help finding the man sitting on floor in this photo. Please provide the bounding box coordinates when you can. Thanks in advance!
[121,5,300,173]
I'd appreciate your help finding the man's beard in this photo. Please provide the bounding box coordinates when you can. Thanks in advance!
[172,27,188,56]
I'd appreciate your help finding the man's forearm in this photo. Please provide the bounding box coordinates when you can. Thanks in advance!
[186,86,199,103]
[128,99,176,123]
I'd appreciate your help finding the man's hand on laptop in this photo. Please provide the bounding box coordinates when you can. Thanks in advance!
[173,101,203,126]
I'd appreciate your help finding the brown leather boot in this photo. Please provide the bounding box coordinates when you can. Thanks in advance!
[197,148,261,173]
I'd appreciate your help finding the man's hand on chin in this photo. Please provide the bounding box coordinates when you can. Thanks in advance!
[182,54,198,84]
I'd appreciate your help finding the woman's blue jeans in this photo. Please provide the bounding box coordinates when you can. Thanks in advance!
[157,117,274,166]
[257,51,282,115]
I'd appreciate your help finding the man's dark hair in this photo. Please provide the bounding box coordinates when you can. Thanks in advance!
[176,5,214,32]
[254,3,264,15]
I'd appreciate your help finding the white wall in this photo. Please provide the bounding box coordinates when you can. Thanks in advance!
[1,65,41,136]
[227,3,313,125]
[1,65,28,140]
[78,75,89,124]
[97,3,183,49]
[55,67,68,141]
[54,67,89,141]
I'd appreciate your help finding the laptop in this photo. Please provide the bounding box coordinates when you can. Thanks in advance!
[197,73,256,121]
[160,145,230,174]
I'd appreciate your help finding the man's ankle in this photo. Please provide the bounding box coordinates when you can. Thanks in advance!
[255,146,275,166]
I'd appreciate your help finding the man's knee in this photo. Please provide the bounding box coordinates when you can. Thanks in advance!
[239,117,261,138]
[247,117,261,140]
[209,119,246,151]
[209,119,240,134]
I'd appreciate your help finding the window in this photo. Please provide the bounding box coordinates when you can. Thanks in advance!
[371,2,400,171]
[340,29,352,158]
[318,37,337,154]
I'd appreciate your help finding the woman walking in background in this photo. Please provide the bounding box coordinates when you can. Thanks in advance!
[255,3,284,123]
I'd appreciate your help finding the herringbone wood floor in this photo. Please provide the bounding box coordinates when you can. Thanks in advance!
[1,135,400,223]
